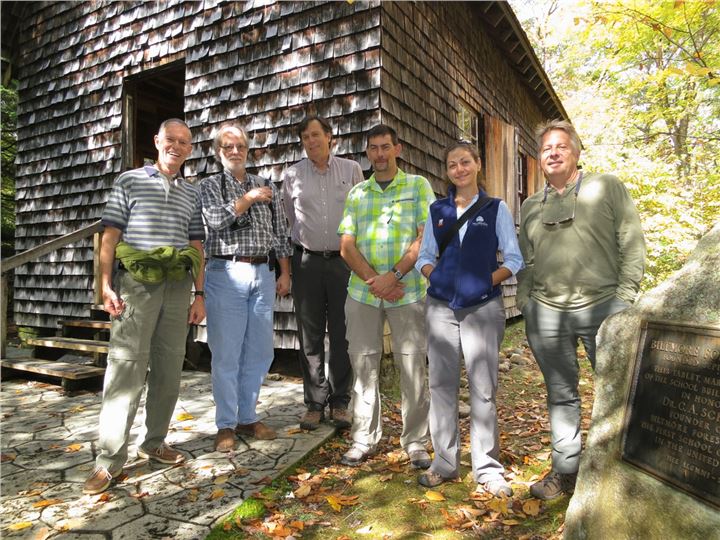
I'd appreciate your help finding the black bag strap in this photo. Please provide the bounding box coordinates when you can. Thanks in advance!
[437,195,491,257]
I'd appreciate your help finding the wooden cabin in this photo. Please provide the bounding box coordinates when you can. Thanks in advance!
[10,0,567,349]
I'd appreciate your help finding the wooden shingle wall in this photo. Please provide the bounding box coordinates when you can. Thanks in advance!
[378,1,547,196]
[13,0,382,335]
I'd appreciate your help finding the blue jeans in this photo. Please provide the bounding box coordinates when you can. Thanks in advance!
[205,258,276,429]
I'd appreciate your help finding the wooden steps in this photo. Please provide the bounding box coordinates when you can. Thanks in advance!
[26,336,109,354]
[58,319,111,330]
[1,356,105,391]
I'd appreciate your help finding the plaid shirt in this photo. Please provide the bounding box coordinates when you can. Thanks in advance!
[200,170,292,259]
[338,168,435,307]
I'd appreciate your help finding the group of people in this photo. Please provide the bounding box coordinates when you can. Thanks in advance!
[83,115,645,504]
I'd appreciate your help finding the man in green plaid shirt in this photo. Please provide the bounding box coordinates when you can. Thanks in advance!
[338,124,435,468]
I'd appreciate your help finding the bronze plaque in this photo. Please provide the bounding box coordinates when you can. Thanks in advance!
[622,321,720,507]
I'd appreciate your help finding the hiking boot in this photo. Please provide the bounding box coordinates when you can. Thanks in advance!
[340,444,375,467]
[214,428,236,452]
[418,471,456,488]
[330,407,352,429]
[138,443,186,465]
[235,421,276,440]
[530,471,577,500]
[300,409,324,431]
[478,478,513,497]
[408,449,432,469]
[83,465,122,495]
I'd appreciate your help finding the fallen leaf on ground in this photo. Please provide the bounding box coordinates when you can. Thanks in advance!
[65,443,83,453]
[378,473,393,482]
[326,495,342,511]
[7,522,33,531]
[209,488,225,500]
[214,475,229,485]
[1,452,17,462]
[32,498,63,508]
[487,497,509,515]
[425,490,446,502]
[522,498,542,516]
[295,484,312,498]
[176,412,194,421]
[502,519,521,525]
[286,427,303,435]
[356,524,373,534]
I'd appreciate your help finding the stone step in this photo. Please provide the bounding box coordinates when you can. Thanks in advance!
[0,356,105,390]
[26,336,109,354]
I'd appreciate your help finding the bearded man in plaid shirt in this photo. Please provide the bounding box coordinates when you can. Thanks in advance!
[338,124,434,468]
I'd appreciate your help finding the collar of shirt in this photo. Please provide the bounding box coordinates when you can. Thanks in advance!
[365,168,408,193]
[308,154,335,175]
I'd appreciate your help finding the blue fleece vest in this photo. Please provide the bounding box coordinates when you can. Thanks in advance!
[427,191,501,310]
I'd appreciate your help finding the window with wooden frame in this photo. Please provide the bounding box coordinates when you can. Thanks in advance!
[456,102,486,180]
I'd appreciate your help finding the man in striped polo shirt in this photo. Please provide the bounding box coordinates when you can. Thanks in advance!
[338,124,434,468]
[83,118,206,495]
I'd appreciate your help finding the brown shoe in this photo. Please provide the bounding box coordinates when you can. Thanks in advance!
[235,421,276,440]
[83,465,122,495]
[530,470,577,500]
[214,428,236,452]
[300,409,324,430]
[138,443,186,464]
[330,407,352,429]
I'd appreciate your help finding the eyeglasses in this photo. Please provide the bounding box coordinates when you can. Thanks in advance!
[541,172,583,226]
[220,144,248,152]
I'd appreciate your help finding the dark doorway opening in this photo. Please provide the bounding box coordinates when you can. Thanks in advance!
[122,61,185,170]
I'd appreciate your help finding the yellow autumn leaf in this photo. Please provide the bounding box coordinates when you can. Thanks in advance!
[708,77,720,87]
[65,443,83,453]
[209,488,225,500]
[176,412,194,421]
[32,498,63,508]
[522,498,542,516]
[502,519,521,526]
[425,490,446,502]
[326,495,342,512]
[487,497,509,515]
[7,522,33,531]
[294,484,312,499]
[214,475,229,485]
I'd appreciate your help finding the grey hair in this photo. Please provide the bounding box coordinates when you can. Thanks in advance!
[212,122,248,158]
[534,119,581,157]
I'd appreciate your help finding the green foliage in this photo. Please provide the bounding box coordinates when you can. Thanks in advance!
[511,0,720,289]
[1,84,17,256]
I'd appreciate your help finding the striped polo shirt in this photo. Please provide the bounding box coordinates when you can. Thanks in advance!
[102,165,205,250]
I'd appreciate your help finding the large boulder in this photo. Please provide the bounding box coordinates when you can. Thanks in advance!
[564,224,720,539]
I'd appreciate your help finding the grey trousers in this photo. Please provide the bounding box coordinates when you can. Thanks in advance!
[291,248,352,411]
[345,297,430,453]
[426,295,507,483]
[96,270,192,472]
[524,295,630,474]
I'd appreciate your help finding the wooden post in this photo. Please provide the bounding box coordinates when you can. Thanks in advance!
[1,273,7,358]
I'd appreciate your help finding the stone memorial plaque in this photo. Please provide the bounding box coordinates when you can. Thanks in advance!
[622,321,720,507]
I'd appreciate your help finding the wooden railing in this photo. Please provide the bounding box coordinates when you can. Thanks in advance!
[1,220,104,357]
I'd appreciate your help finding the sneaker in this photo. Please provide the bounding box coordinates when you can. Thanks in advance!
[418,471,456,488]
[235,421,276,440]
[214,428,236,453]
[340,444,375,467]
[408,449,432,469]
[479,478,513,497]
[529,470,577,500]
[138,443,186,465]
[300,409,324,431]
[83,465,122,495]
[329,407,352,429]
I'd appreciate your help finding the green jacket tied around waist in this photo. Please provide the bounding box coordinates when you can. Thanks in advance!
[115,242,201,284]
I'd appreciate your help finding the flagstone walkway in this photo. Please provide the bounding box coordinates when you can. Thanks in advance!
[1,366,336,539]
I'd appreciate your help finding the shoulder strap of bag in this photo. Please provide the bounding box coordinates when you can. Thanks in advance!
[438,195,491,257]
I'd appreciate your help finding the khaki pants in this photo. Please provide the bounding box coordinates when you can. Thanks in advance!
[344,297,429,453]
[95,270,192,471]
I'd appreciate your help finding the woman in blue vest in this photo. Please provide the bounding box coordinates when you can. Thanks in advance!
[415,141,523,497]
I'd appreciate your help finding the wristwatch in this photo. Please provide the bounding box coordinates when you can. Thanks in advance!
[193,290,205,297]
[391,267,403,280]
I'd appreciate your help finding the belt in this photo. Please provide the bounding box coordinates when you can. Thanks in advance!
[295,244,341,258]
[212,255,268,264]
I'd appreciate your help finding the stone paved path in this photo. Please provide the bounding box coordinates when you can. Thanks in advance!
[1,368,336,539]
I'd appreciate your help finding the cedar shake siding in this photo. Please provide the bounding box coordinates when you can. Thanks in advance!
[12,0,566,337]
